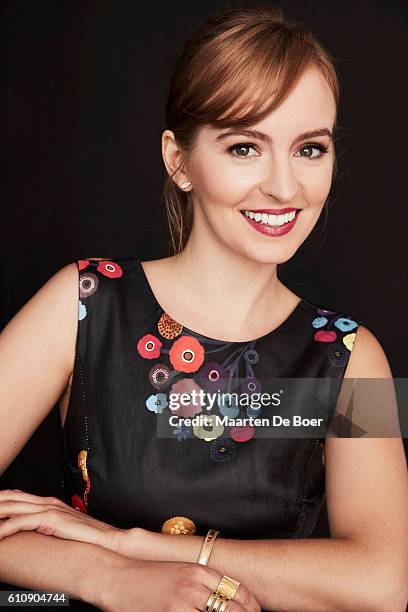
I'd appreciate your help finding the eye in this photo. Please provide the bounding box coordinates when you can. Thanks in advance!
[296,143,329,159]
[226,141,329,160]
[227,142,258,158]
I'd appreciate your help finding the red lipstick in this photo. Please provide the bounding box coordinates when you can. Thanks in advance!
[242,207,300,214]
[241,208,301,237]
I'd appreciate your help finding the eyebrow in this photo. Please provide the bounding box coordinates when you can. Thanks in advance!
[214,127,333,144]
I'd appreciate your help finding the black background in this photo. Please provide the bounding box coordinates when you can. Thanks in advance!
[1,0,407,607]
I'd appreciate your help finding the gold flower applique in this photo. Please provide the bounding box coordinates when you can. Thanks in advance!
[161,516,197,535]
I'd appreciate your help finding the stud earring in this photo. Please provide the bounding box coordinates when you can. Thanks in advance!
[180,181,192,190]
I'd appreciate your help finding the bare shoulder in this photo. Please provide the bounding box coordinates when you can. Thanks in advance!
[0,262,79,476]
[344,323,393,379]
[1,261,78,354]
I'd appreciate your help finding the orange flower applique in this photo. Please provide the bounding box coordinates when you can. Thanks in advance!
[169,335,205,373]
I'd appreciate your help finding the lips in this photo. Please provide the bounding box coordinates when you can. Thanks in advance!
[241,208,301,236]
[241,207,300,215]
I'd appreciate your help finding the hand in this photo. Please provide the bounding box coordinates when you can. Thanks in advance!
[99,557,262,612]
[0,489,125,553]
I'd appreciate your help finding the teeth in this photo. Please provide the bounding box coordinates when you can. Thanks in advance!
[243,210,297,226]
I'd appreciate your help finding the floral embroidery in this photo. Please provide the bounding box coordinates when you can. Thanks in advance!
[71,494,87,513]
[210,437,237,462]
[240,376,261,395]
[197,361,228,392]
[334,317,358,333]
[326,342,349,368]
[313,329,336,343]
[137,309,274,461]
[218,395,239,418]
[135,281,361,463]
[77,450,91,509]
[243,347,259,365]
[96,260,123,278]
[161,516,196,535]
[169,335,205,373]
[342,333,356,351]
[75,258,124,510]
[79,272,99,298]
[173,423,192,441]
[64,258,123,514]
[78,301,87,321]
[230,425,255,443]
[246,405,262,418]
[146,393,168,414]
[66,455,88,513]
[312,316,328,329]
[169,378,204,417]
[158,312,183,339]
[78,259,90,271]
[311,308,360,371]
[137,334,163,359]
[78,450,88,480]
[193,414,224,441]
[149,363,172,390]
[77,258,124,324]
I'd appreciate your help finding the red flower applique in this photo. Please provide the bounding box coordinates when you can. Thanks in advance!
[78,260,90,271]
[71,494,87,514]
[230,425,255,442]
[96,260,123,278]
[137,333,163,359]
[314,330,337,343]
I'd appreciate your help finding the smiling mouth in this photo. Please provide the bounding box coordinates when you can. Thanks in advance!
[240,209,301,227]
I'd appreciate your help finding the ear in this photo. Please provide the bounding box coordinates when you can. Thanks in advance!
[161,129,190,188]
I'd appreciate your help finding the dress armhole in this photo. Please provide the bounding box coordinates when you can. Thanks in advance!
[326,317,365,440]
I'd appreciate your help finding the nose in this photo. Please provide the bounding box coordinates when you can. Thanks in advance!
[260,154,298,203]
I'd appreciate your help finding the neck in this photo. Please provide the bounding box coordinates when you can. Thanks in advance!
[167,230,287,340]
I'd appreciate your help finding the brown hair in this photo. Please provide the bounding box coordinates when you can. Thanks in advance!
[163,4,340,255]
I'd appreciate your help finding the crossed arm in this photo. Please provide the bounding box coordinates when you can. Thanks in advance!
[1,437,407,612]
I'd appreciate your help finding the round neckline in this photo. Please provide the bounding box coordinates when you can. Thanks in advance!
[137,258,306,345]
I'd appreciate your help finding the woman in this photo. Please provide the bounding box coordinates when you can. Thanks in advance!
[0,5,407,611]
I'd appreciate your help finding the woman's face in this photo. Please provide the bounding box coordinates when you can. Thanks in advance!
[181,66,337,264]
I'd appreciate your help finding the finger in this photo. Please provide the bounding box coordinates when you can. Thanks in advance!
[0,514,45,540]
[0,501,63,519]
[194,566,252,611]
[179,580,243,612]
[198,586,246,612]
[0,490,67,508]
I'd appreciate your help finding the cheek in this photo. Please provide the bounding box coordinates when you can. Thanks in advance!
[191,153,255,205]
[301,166,333,206]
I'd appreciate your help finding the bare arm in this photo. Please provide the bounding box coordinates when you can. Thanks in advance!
[136,530,396,612]
[0,263,78,476]
[0,263,99,597]
[0,529,127,608]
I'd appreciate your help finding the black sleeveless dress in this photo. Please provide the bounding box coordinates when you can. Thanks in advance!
[61,255,363,548]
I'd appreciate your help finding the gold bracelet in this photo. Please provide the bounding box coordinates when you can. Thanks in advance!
[197,528,220,566]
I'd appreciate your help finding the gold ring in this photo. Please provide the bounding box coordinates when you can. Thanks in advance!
[217,575,241,598]
[204,574,240,611]
[217,596,231,612]
[205,591,230,612]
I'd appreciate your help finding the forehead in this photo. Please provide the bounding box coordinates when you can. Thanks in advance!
[265,66,337,129]
[204,66,336,142]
